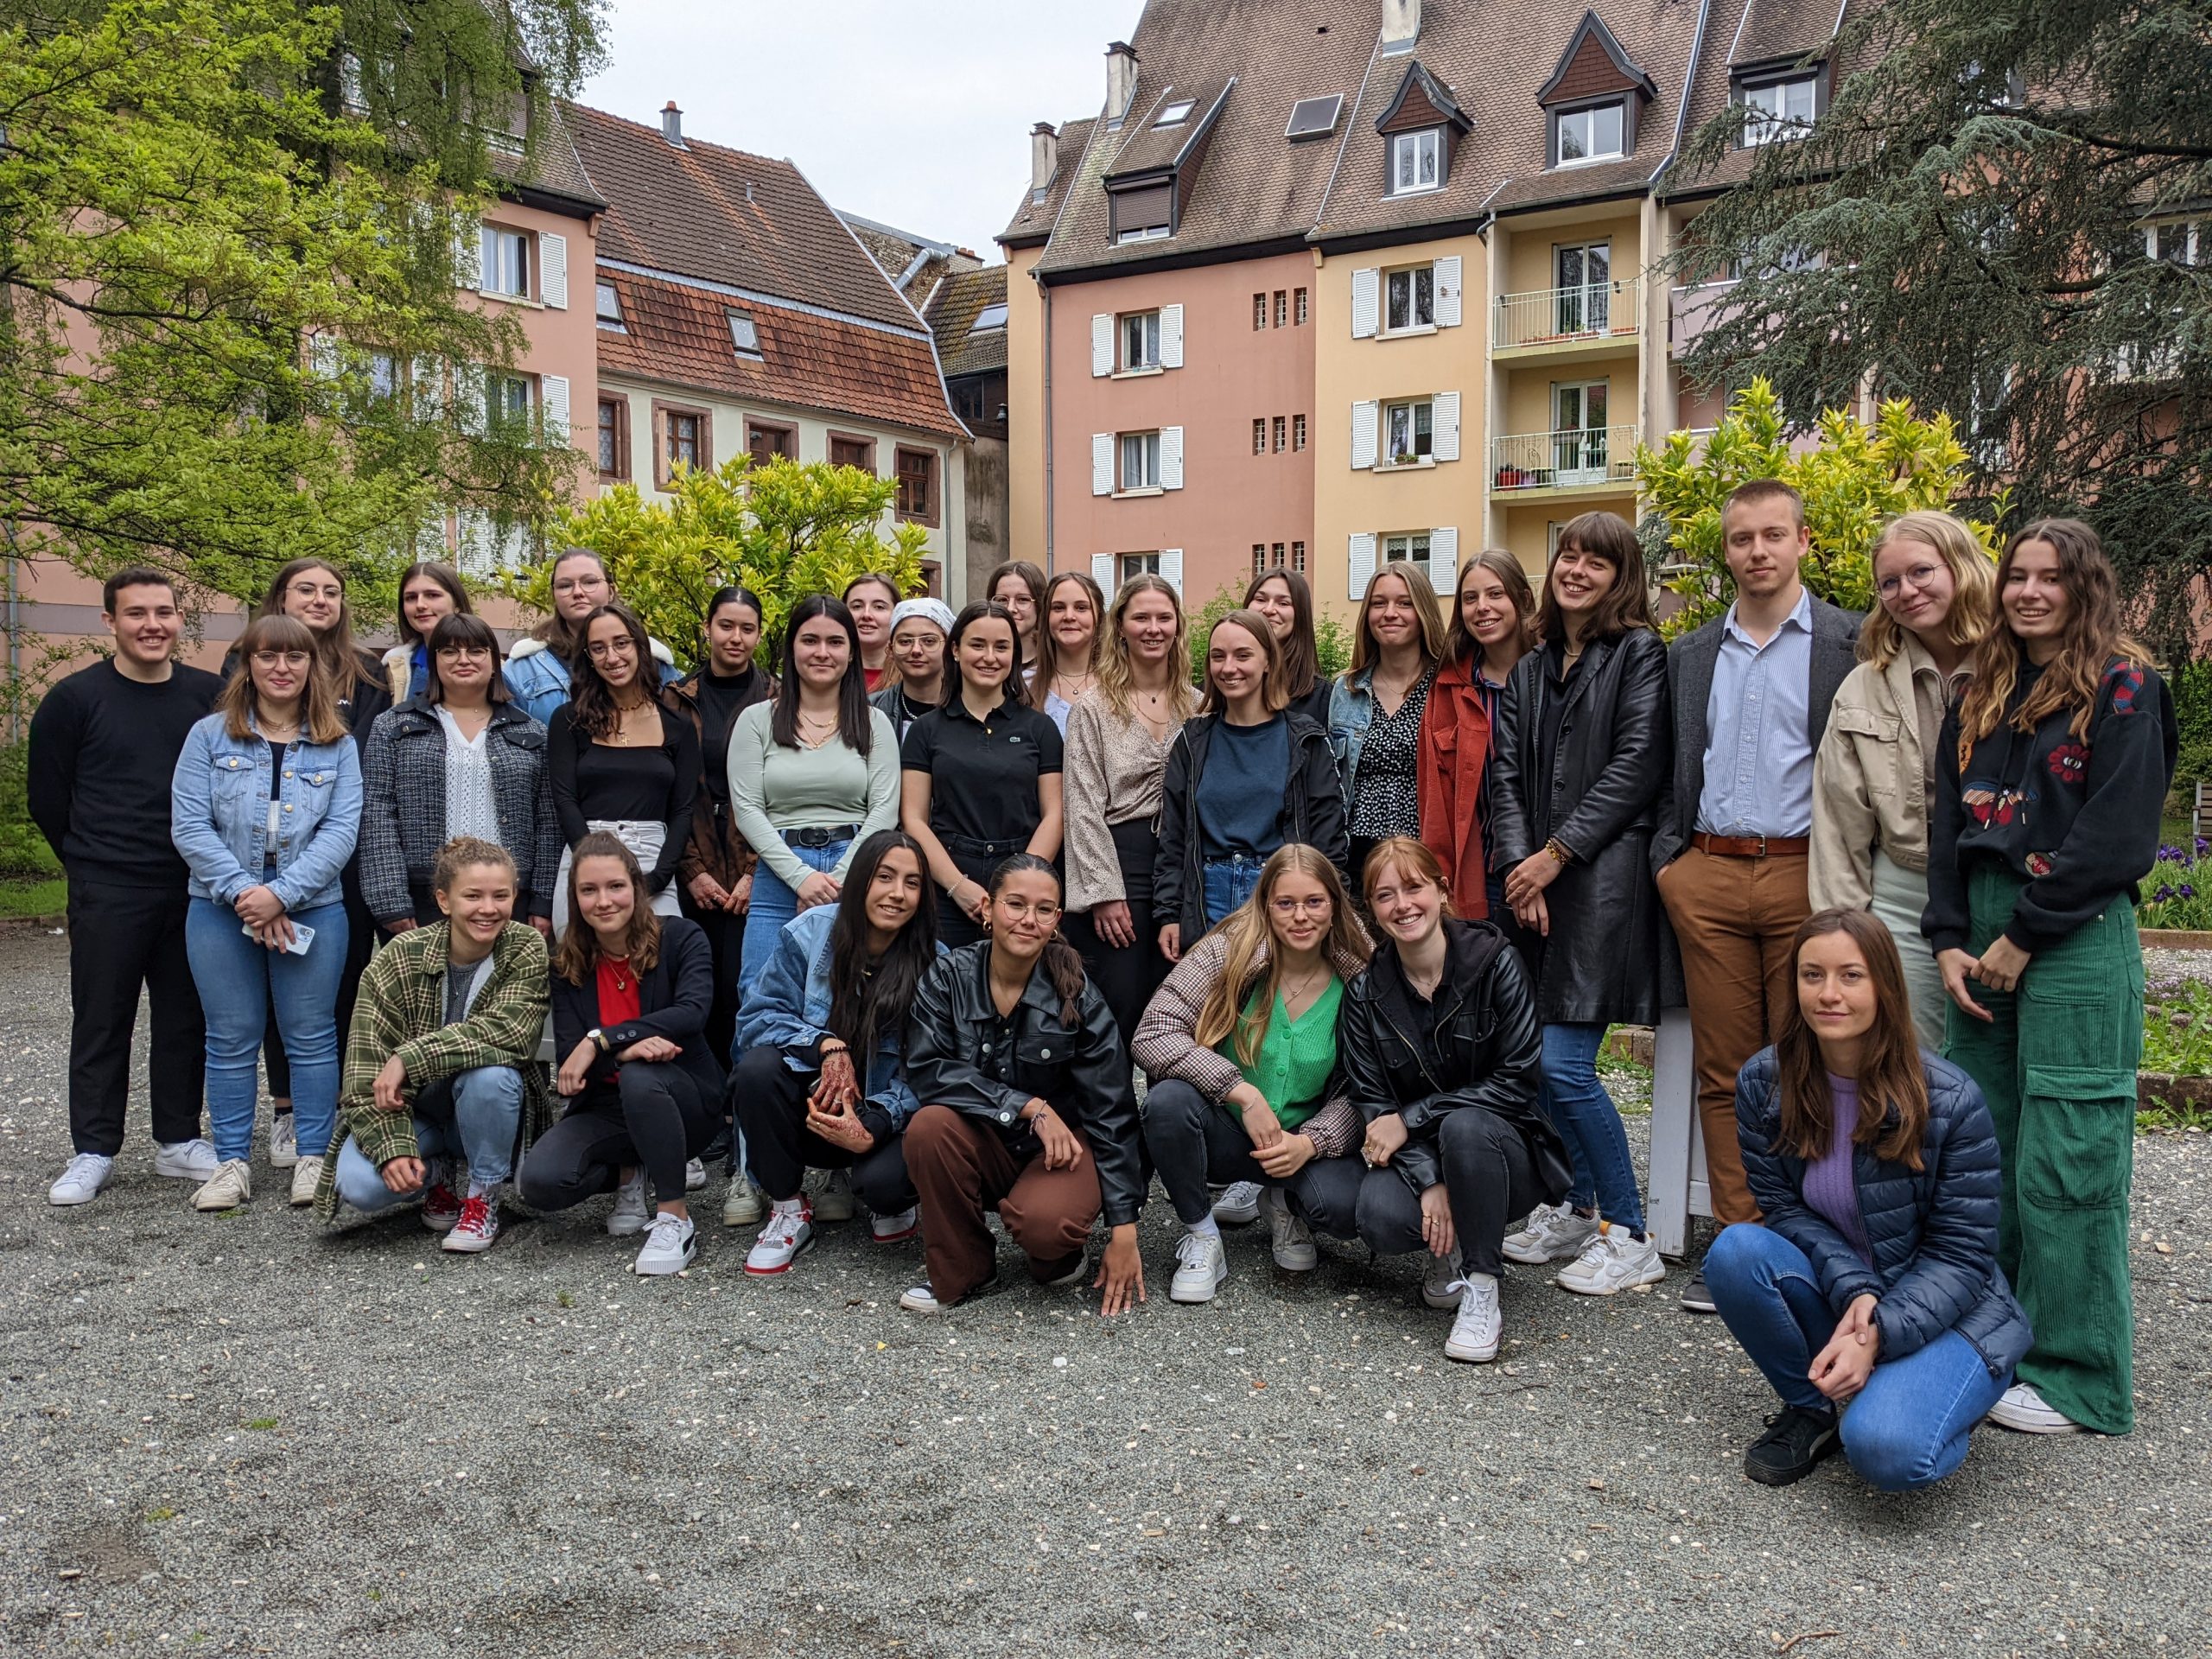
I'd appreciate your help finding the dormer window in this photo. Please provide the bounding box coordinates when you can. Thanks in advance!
[1738,73,1821,146]
[1536,12,1656,171]
[1554,101,1624,166]
[1154,99,1195,127]
[727,310,762,359]
[971,302,1008,334]
[1390,130,1440,194]
[1373,59,1469,199]
[1111,182,1173,244]
[595,282,624,330]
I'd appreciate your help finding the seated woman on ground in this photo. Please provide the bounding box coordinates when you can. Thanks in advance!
[517,834,725,1277]
[1339,837,1572,1365]
[900,855,1146,1317]
[731,830,944,1276]
[1707,906,2030,1491]
[1130,843,1370,1303]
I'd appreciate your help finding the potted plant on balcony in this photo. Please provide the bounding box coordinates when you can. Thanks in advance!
[1392,450,1419,468]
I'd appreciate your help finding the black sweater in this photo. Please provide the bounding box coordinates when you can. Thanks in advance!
[547,701,700,894]
[1925,656,2177,955]
[28,660,223,888]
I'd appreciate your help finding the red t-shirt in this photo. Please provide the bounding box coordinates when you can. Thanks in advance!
[595,957,642,1074]
[864,664,887,693]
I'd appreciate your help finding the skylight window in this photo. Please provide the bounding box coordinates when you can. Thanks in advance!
[970,302,1008,334]
[1285,94,1343,140]
[1154,99,1195,127]
[728,311,761,357]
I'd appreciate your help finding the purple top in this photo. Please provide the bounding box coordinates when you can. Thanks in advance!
[1802,1075,1873,1265]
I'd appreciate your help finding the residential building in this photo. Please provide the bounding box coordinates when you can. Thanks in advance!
[924,266,1013,599]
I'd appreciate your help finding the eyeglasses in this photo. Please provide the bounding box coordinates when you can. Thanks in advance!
[251,650,311,669]
[435,645,492,660]
[995,897,1061,922]
[1875,562,1943,599]
[1270,895,1332,918]
[585,639,635,660]
[552,576,607,595]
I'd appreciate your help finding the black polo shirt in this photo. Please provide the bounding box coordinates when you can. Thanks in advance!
[901,696,1064,849]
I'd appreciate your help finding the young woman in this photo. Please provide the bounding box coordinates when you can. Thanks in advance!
[518,835,724,1277]
[1488,512,1670,1297]
[1708,908,2029,1488]
[842,572,901,694]
[1131,845,1371,1302]
[1330,563,1447,885]
[728,594,903,1007]
[1339,839,1571,1364]
[1811,511,1993,1049]
[1244,569,1334,729]
[547,602,699,934]
[1062,575,1194,1045]
[381,561,473,705]
[359,613,562,934]
[1154,609,1347,962]
[731,830,944,1274]
[505,547,676,727]
[171,614,362,1211]
[1031,570,1104,733]
[988,559,1047,676]
[900,601,1065,950]
[900,855,1145,1315]
[870,597,954,742]
[1927,518,2175,1437]
[1421,550,1538,922]
[669,586,775,1066]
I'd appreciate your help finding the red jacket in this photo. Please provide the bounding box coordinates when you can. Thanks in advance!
[1417,652,1494,920]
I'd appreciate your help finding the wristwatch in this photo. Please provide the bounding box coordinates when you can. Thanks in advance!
[588,1027,608,1055]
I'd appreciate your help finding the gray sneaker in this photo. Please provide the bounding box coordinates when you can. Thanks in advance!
[268,1112,298,1169]
[1267,1187,1317,1271]
[1211,1180,1263,1225]
[606,1171,651,1237]
[154,1138,219,1181]
[814,1167,855,1222]
[192,1159,252,1211]
[634,1212,696,1276]
[722,1182,764,1228]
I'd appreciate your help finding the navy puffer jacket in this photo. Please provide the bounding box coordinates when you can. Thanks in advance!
[1735,1048,2031,1381]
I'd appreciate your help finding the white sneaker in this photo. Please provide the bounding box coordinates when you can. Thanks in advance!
[288,1156,322,1207]
[815,1167,856,1222]
[442,1192,501,1253]
[1169,1231,1229,1303]
[154,1138,219,1180]
[1267,1187,1317,1271]
[1421,1248,1464,1310]
[1503,1202,1599,1266]
[1043,1251,1090,1287]
[1444,1274,1503,1363]
[722,1182,764,1227]
[49,1153,115,1206]
[268,1113,298,1168]
[1554,1223,1666,1296]
[684,1157,706,1192]
[869,1207,918,1243]
[744,1199,815,1275]
[635,1212,696,1276]
[899,1284,943,1315]
[1212,1180,1263,1225]
[1986,1382,2085,1434]
[192,1159,251,1211]
[606,1171,650,1237]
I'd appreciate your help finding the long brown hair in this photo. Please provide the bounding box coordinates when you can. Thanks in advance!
[1348,561,1446,675]
[1244,569,1322,702]
[553,832,664,986]
[1858,511,1995,671]
[219,614,350,744]
[261,556,367,712]
[1199,608,1288,716]
[1192,845,1370,1065]
[986,854,1088,1027]
[1029,570,1105,711]
[1446,549,1538,665]
[396,560,474,648]
[1535,512,1653,644]
[1095,574,1195,722]
[566,601,661,740]
[1772,907,1929,1170]
[1955,518,2147,766]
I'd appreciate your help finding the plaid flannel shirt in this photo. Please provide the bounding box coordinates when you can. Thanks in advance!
[314,921,551,1219]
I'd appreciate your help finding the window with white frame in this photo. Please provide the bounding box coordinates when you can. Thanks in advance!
[1385,264,1434,332]
[1122,309,1161,371]
[728,311,762,358]
[1120,430,1162,491]
[1121,551,1163,582]
[1383,399,1433,465]
[1389,129,1440,194]
[1382,532,1432,573]
[1554,101,1624,166]
[2150,221,2204,265]
[487,371,532,429]
[480,226,530,298]
[595,281,625,329]
[1739,75,1819,145]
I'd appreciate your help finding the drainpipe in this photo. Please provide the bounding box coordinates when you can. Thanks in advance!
[1039,272,1055,572]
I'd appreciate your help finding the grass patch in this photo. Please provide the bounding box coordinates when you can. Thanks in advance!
[2138,1093,2212,1134]
[144,1506,176,1523]
[556,1289,575,1309]
[245,1418,278,1431]
[2143,979,2212,1076]
[0,877,64,919]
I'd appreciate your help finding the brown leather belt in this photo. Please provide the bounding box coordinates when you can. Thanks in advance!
[1692,832,1810,858]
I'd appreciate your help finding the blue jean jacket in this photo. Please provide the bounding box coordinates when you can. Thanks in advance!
[1326,664,1379,792]
[504,636,681,728]
[171,713,361,912]
[735,905,941,1127]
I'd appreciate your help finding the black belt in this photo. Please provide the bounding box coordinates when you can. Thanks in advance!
[944,833,1030,860]
[789,823,861,849]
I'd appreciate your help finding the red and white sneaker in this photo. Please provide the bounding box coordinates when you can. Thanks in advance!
[744,1198,814,1275]
[421,1168,463,1232]
[869,1206,918,1243]
[441,1193,501,1253]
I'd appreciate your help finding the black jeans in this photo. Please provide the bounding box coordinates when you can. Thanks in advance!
[517,1061,719,1211]
[732,1045,915,1212]
[681,898,746,1077]
[1065,819,1170,1054]
[1354,1107,1547,1278]
[66,881,206,1155]
[1141,1078,1363,1236]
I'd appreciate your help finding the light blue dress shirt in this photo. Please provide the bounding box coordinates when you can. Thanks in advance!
[1696,588,1815,838]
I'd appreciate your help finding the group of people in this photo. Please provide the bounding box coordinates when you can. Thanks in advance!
[31,483,2172,1495]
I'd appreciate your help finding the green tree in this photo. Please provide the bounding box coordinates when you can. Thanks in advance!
[1636,378,2001,635]
[1662,0,2212,655]
[530,456,929,670]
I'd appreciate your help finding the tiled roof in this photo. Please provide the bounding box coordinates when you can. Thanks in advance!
[925,266,1009,381]
[1662,0,1857,198]
[836,211,984,297]
[491,99,605,213]
[999,117,1096,247]
[1729,0,1847,67]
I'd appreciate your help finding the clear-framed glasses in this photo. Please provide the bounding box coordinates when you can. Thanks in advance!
[585,638,634,660]
[435,644,493,661]
[1270,895,1332,918]
[996,896,1061,923]
[1875,562,1943,600]
[251,650,311,669]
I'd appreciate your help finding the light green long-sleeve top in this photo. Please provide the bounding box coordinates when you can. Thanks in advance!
[727,702,901,887]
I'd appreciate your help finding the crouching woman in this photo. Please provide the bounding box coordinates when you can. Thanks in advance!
[1707,907,2029,1490]
[316,838,551,1252]
[901,855,1147,1315]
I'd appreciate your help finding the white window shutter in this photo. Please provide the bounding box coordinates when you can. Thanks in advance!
[1091,314,1114,377]
[1351,268,1379,338]
[1160,303,1184,368]
[539,232,568,309]
[1433,391,1461,462]
[454,220,482,289]
[1429,526,1459,588]
[307,334,340,379]
[1091,432,1114,496]
[458,364,487,436]
[412,356,444,423]
[1433,255,1463,327]
[540,373,570,443]
[1347,532,1377,601]
[1091,553,1117,593]
[1160,426,1185,489]
[1351,400,1378,470]
[455,509,493,576]
[1159,548,1184,596]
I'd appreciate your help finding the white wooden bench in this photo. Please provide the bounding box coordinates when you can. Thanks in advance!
[1644,1007,1710,1258]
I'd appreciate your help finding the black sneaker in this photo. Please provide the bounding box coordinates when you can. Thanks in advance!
[1679,1268,1718,1313]
[1744,1406,1840,1486]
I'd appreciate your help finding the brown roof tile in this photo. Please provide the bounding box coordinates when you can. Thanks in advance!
[1662,0,1857,199]
[1728,0,1847,68]
[925,266,1009,381]
[492,99,605,213]
[1000,117,1096,247]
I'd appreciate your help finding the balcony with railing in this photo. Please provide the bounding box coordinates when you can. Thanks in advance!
[1491,277,1644,360]
[1490,424,1641,497]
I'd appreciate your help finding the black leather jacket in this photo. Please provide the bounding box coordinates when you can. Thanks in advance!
[906,942,1146,1226]
[1338,918,1573,1200]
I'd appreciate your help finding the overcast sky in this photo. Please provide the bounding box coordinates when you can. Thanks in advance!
[582,0,1139,261]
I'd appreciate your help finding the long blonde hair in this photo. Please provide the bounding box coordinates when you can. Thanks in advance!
[1348,561,1446,676]
[1029,569,1106,712]
[219,615,350,744]
[1192,845,1370,1066]
[1859,511,1996,671]
[1094,574,1195,722]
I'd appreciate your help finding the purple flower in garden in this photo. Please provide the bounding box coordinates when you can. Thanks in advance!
[2183,884,2197,899]
[2198,836,2209,855]
[2156,885,2177,902]
[2158,844,2180,861]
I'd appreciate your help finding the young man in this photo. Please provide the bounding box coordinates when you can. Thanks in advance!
[31,569,225,1205]
[1652,480,1861,1310]
[315,837,551,1252]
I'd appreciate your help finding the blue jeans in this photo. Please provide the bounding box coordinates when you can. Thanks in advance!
[332,1066,526,1211]
[1538,1022,1645,1234]
[1705,1224,2012,1492]
[1201,855,1266,928]
[739,840,849,1006]
[186,898,346,1164]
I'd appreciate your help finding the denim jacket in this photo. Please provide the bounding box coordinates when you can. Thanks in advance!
[504,635,680,728]
[171,712,362,912]
[1324,665,1373,790]
[734,905,943,1127]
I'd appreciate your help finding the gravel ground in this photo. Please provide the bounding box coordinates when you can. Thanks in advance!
[1,928,2207,1658]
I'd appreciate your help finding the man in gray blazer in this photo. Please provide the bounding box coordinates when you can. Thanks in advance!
[1651,480,1861,1310]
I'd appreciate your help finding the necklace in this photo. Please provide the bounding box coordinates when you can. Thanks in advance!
[604,954,632,994]
[796,709,839,747]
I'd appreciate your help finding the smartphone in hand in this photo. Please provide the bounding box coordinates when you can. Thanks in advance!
[242,921,315,955]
